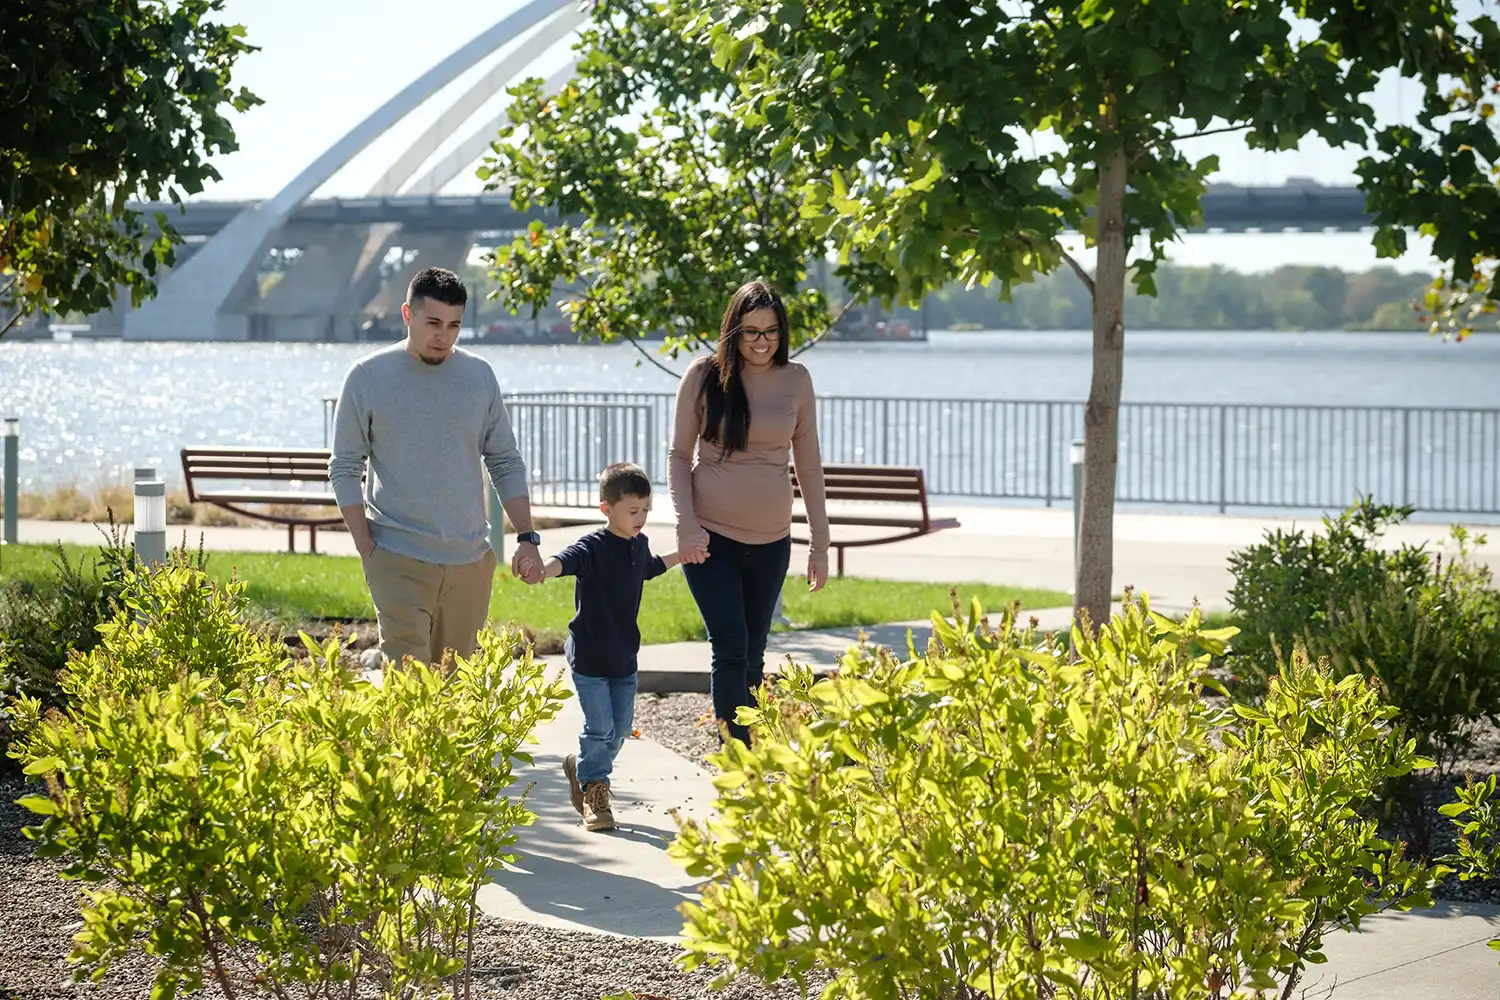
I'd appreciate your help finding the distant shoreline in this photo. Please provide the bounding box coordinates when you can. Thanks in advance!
[0,326,1455,343]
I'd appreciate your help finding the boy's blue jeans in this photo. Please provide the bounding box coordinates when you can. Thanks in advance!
[573,668,638,787]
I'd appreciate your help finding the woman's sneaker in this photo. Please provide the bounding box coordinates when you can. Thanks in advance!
[582,781,616,832]
[562,754,585,816]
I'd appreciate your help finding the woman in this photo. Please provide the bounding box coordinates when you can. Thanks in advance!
[669,280,830,746]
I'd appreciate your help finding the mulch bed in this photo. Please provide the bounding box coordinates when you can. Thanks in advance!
[5,697,1495,998]
[0,774,804,1000]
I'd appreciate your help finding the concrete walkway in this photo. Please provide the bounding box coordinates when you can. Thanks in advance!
[478,674,712,942]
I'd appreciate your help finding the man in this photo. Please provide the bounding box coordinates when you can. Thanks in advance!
[329,266,543,666]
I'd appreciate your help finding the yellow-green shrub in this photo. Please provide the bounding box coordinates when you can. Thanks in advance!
[1441,774,1500,962]
[14,566,569,999]
[671,599,1436,1000]
[66,564,284,701]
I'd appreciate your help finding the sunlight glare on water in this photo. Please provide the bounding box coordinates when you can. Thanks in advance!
[1,331,1496,491]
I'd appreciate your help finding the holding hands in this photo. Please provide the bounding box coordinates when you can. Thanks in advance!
[512,541,544,584]
[677,526,711,565]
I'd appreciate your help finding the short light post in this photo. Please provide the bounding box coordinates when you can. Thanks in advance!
[322,398,337,448]
[134,478,168,567]
[3,417,18,547]
[1070,438,1085,594]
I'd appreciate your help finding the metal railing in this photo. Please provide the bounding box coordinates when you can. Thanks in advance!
[507,400,657,506]
[502,392,1500,515]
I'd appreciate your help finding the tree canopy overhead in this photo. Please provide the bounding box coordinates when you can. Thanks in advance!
[480,0,851,366]
[0,0,259,337]
[672,0,1500,625]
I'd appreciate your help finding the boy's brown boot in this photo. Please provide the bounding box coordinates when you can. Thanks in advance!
[562,754,585,816]
[582,781,616,832]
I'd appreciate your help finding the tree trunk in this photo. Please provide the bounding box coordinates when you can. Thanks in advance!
[1074,148,1129,632]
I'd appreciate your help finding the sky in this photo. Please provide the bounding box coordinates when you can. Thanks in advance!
[197,0,1477,275]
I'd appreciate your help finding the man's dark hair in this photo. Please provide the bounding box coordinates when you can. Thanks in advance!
[599,462,652,504]
[407,266,467,308]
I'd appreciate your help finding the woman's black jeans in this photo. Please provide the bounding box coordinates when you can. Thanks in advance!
[681,530,791,745]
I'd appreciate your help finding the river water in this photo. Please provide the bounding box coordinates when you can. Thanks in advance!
[2,330,1497,497]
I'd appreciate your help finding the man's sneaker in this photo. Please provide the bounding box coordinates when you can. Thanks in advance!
[582,781,616,832]
[562,754,585,816]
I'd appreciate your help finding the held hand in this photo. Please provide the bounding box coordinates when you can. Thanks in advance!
[512,542,543,584]
[677,528,710,565]
[807,552,828,592]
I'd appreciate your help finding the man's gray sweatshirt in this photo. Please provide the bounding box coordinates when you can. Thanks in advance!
[329,343,529,565]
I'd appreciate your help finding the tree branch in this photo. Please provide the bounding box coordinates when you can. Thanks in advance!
[0,277,20,341]
[1060,249,1095,296]
[620,328,686,379]
[792,293,859,358]
[1135,122,1254,159]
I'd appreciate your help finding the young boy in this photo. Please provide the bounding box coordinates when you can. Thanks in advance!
[539,462,683,832]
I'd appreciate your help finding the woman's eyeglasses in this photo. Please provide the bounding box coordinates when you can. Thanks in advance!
[739,326,780,342]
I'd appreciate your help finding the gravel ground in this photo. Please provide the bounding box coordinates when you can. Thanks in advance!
[633,692,721,767]
[0,776,805,1000]
[5,702,1495,997]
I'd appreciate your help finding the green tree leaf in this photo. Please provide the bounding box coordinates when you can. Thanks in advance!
[0,1,261,336]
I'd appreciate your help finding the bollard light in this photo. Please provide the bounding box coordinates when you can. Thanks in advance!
[3,416,18,547]
[134,479,168,566]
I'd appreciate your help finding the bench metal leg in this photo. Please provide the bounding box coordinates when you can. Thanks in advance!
[837,546,846,577]
[309,525,318,555]
[288,523,296,554]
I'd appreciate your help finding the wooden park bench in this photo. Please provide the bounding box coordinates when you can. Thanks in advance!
[181,446,342,553]
[791,464,960,576]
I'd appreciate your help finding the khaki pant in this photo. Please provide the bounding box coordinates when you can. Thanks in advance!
[363,546,497,666]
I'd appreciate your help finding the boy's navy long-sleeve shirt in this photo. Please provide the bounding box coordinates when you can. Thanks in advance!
[555,528,669,678]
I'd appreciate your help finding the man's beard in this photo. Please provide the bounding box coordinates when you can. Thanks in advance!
[420,351,448,366]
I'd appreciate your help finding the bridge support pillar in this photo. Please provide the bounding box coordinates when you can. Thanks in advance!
[361,232,478,333]
[235,225,391,341]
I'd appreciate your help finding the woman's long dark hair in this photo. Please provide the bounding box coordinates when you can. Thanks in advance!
[700,281,791,454]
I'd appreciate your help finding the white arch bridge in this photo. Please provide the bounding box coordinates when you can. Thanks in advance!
[121,0,584,342]
[118,0,1384,343]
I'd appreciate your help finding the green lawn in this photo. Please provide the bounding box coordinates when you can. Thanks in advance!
[0,543,1070,648]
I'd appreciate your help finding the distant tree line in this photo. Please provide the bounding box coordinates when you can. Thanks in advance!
[469,263,1434,336]
[883,265,1432,332]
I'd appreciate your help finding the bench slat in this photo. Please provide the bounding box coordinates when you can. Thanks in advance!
[805,487,925,503]
[187,463,330,476]
[183,447,333,459]
[183,454,330,465]
[807,478,924,492]
[795,471,923,485]
[812,464,925,477]
[196,490,338,506]
[792,512,927,529]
